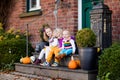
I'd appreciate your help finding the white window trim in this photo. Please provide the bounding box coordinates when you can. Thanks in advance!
[78,0,82,30]
[29,0,41,11]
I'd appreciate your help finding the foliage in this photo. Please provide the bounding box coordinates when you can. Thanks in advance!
[0,39,33,56]
[0,26,26,41]
[0,23,4,34]
[98,42,120,80]
[0,23,34,71]
[0,39,34,71]
[0,60,15,71]
[76,28,96,47]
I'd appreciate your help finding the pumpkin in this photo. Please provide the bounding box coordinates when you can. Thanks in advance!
[68,56,78,69]
[20,56,31,64]
[75,59,81,68]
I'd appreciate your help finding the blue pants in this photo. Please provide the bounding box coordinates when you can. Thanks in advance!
[59,49,72,56]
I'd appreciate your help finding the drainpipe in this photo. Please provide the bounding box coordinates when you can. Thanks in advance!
[78,0,82,30]
[54,0,61,28]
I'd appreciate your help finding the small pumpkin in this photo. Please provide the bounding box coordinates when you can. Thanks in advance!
[75,59,81,68]
[20,56,31,64]
[68,56,78,69]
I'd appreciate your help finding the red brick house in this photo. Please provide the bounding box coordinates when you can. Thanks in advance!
[6,0,120,48]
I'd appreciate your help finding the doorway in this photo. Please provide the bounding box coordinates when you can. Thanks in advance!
[82,0,100,28]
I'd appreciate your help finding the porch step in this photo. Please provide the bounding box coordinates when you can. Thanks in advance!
[15,63,97,80]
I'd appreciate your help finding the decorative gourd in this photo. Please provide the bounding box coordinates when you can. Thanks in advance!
[20,56,31,64]
[30,56,36,63]
[20,57,23,63]
[68,56,78,69]
[75,59,81,68]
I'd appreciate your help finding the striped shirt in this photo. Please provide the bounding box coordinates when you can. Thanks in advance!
[62,39,76,53]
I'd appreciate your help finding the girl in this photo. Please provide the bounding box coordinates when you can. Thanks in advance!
[35,24,49,53]
[34,27,59,65]
[44,28,63,67]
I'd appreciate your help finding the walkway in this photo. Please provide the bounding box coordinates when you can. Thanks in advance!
[0,71,54,80]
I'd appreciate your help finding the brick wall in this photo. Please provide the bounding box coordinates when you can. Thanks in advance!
[104,0,120,41]
[7,0,78,48]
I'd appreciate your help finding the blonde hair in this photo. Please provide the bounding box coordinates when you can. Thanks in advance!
[63,30,71,36]
[53,27,63,38]
[55,27,63,34]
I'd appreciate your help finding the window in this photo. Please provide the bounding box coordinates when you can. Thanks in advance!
[20,0,42,18]
[27,0,41,12]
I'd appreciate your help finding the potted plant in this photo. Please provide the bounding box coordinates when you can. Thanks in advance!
[76,28,98,70]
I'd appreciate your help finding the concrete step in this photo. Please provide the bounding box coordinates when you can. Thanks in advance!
[15,63,97,80]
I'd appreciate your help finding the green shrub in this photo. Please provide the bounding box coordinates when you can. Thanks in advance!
[76,28,96,47]
[0,23,34,71]
[0,54,15,71]
[98,42,120,80]
[0,39,34,70]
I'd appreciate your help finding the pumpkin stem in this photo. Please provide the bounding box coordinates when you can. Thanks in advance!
[71,56,74,60]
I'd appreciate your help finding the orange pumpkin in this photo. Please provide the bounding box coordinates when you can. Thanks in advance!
[20,56,31,64]
[68,56,78,69]
[75,59,81,68]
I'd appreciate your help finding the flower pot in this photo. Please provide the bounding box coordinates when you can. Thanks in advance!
[79,47,98,70]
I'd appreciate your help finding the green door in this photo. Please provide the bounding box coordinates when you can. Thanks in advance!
[82,0,100,28]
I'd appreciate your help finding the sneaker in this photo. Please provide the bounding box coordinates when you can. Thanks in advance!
[40,62,50,66]
[34,59,41,65]
[51,62,59,67]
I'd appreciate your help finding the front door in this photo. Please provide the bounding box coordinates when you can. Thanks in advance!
[82,0,100,28]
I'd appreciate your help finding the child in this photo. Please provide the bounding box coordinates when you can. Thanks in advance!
[35,24,49,53]
[55,30,76,62]
[44,28,63,67]
[34,27,59,65]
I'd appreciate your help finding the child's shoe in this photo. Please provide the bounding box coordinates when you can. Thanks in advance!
[40,62,50,66]
[51,62,59,67]
[34,59,41,65]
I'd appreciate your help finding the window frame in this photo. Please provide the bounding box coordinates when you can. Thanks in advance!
[27,0,41,12]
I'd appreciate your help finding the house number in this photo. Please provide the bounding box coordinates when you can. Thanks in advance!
[104,19,107,33]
